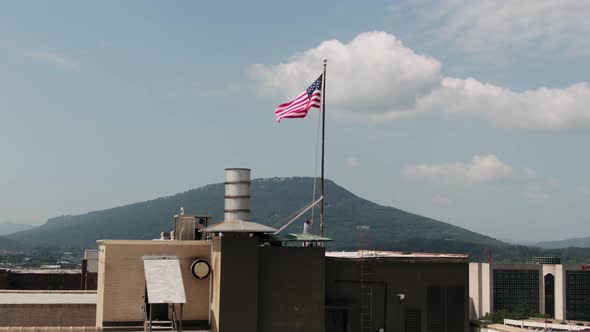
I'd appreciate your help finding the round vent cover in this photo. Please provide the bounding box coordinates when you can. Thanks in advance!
[190,259,211,280]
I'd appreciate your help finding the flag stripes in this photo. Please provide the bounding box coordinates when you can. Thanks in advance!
[274,75,322,122]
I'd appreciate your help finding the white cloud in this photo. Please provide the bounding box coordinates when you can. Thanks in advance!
[251,31,590,130]
[432,194,452,205]
[402,155,515,184]
[577,185,590,195]
[27,51,80,70]
[523,185,551,201]
[250,31,441,121]
[522,168,538,179]
[418,78,590,131]
[390,0,590,58]
[346,157,360,168]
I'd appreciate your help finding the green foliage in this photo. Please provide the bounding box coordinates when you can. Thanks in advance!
[529,312,551,319]
[482,304,547,324]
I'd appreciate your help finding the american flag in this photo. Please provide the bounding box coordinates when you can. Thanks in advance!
[274,75,322,122]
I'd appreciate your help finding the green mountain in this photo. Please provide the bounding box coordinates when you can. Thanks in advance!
[8,177,589,263]
[6,177,504,253]
[536,236,590,249]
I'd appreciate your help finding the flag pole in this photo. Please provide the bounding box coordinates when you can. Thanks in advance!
[320,59,327,237]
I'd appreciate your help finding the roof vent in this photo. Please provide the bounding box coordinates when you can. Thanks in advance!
[224,168,251,221]
[201,168,277,234]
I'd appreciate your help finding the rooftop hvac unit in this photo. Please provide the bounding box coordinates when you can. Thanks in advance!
[173,215,212,240]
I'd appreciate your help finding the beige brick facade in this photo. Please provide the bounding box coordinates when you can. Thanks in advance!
[0,304,96,327]
[96,240,212,326]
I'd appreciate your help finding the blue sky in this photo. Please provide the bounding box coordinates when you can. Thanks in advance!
[1,1,590,242]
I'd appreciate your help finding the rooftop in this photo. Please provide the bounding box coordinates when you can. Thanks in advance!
[0,291,96,304]
[200,220,277,233]
[7,268,81,274]
[326,250,469,262]
[97,239,211,246]
[270,233,333,242]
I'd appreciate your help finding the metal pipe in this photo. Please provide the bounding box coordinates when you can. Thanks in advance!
[274,196,323,234]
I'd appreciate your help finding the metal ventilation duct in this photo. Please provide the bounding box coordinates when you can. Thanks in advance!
[224,168,251,221]
[201,168,277,234]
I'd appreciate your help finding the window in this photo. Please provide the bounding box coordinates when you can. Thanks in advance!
[493,269,539,313]
[427,286,465,332]
[566,271,590,321]
[545,274,554,317]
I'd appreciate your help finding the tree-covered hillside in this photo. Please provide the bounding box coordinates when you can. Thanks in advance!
[0,235,23,250]
[7,177,589,263]
[537,236,590,249]
[7,177,505,251]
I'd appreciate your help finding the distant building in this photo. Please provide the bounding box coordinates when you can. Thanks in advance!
[531,256,561,265]
[470,260,590,321]
[0,250,98,291]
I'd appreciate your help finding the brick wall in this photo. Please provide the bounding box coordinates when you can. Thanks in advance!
[0,304,96,327]
[8,272,82,290]
[0,328,101,331]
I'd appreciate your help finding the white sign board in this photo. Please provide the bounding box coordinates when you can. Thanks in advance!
[143,256,186,304]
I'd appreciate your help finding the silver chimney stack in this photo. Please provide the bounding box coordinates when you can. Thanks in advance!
[224,168,251,221]
[200,168,277,234]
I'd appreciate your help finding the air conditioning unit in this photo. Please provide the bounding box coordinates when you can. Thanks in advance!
[173,215,212,240]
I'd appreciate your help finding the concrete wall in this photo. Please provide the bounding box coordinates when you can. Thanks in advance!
[96,240,212,327]
[469,263,481,320]
[258,246,325,332]
[468,263,494,319]
[0,304,95,327]
[210,237,325,332]
[481,263,492,317]
[210,237,221,332]
[326,259,469,332]
[213,236,260,332]
[554,264,565,320]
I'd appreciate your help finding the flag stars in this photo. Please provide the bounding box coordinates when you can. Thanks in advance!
[306,75,323,99]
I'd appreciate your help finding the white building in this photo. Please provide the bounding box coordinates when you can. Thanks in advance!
[470,259,590,321]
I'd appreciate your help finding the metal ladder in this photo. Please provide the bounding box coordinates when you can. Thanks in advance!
[357,225,374,332]
[360,280,373,331]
